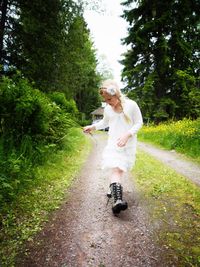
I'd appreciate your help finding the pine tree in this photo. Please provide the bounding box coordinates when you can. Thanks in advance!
[6,0,81,92]
[121,0,200,122]
[0,0,18,71]
[64,15,101,117]
[0,0,8,67]
[0,0,101,118]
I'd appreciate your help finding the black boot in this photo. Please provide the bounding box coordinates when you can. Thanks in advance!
[110,183,128,214]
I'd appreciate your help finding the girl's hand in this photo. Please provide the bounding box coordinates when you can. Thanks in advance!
[83,125,95,134]
[117,132,132,147]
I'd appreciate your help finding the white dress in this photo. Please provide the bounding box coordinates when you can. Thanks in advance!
[93,98,143,172]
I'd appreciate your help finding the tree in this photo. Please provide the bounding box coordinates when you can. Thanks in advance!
[64,15,101,117]
[0,0,8,67]
[5,0,82,92]
[0,0,101,118]
[0,0,19,70]
[97,54,114,81]
[121,0,200,122]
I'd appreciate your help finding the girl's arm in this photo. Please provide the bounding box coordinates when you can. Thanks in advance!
[92,108,109,130]
[128,101,143,136]
[83,108,109,133]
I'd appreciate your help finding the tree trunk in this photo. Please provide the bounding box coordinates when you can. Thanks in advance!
[0,0,8,66]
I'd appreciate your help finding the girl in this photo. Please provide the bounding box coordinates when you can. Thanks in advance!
[83,80,143,214]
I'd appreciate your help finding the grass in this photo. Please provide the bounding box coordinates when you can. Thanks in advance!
[0,128,92,267]
[138,118,200,163]
[133,149,200,266]
[1,122,199,266]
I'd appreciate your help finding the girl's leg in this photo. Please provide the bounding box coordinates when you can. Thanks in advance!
[110,167,124,184]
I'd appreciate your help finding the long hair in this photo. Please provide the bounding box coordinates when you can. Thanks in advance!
[99,80,131,123]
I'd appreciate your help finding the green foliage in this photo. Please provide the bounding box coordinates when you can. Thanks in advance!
[138,118,200,162]
[4,0,82,92]
[174,70,200,118]
[0,74,75,203]
[121,0,200,121]
[64,15,101,118]
[134,150,200,266]
[79,118,92,127]
[97,54,114,81]
[48,92,79,117]
[1,1,101,119]
[0,74,74,145]
[0,0,103,206]
[0,128,91,267]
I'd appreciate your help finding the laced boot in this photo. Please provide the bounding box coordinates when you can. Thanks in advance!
[110,182,128,214]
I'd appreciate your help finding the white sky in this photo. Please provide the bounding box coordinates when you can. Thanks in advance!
[84,0,128,88]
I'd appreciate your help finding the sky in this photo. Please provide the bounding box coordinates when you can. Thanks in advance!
[84,0,128,88]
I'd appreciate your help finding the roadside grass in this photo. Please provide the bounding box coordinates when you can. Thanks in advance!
[0,128,92,267]
[138,118,200,163]
[134,150,200,266]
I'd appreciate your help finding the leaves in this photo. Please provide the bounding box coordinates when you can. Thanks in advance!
[0,74,76,202]
[0,128,91,267]
[121,0,200,122]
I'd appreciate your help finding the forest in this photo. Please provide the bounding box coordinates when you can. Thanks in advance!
[0,0,200,209]
[0,0,199,265]
[0,0,199,233]
[0,0,103,205]
[121,0,199,122]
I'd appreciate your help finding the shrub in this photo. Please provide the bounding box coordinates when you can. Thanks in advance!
[0,74,76,203]
[48,92,79,118]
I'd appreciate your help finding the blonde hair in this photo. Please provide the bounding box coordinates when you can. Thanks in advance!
[99,79,131,123]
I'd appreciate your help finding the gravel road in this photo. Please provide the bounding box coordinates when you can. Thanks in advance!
[16,133,200,267]
[138,142,200,186]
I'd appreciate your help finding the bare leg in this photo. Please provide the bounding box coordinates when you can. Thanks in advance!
[110,167,124,184]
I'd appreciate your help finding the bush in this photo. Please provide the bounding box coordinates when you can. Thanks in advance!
[48,92,79,117]
[0,74,76,203]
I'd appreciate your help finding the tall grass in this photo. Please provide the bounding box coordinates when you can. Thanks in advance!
[138,118,200,162]
[0,128,91,267]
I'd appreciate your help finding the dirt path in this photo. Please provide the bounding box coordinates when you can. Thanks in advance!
[17,134,162,267]
[16,134,200,267]
[138,142,200,186]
